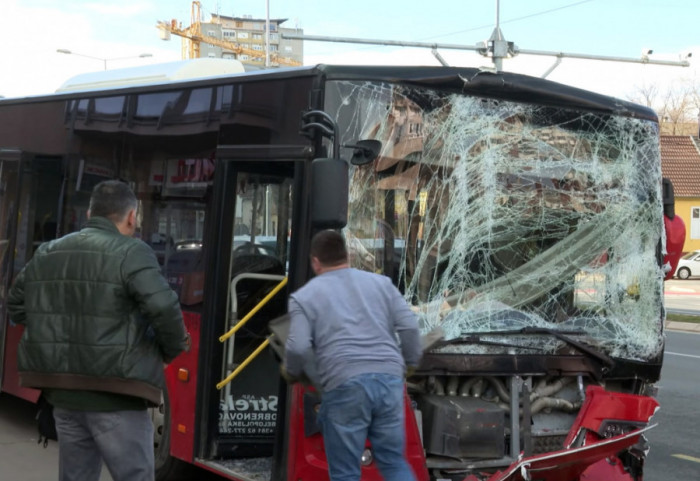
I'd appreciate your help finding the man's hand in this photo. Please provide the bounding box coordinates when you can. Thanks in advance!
[280,365,301,384]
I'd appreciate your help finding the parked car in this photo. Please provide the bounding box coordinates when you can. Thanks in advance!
[675,250,700,279]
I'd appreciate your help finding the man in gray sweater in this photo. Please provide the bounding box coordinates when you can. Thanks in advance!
[285,229,422,481]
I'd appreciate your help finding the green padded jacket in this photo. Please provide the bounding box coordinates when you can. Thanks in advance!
[7,216,188,406]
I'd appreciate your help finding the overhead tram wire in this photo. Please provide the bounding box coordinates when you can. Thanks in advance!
[308,0,596,56]
[418,0,596,42]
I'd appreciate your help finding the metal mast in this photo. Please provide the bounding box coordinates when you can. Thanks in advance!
[282,0,690,74]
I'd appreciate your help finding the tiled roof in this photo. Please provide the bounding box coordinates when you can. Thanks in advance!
[660,135,700,197]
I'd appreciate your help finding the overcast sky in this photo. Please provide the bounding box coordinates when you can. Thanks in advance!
[2,0,699,100]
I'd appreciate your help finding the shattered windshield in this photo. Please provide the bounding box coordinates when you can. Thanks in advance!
[326,79,664,362]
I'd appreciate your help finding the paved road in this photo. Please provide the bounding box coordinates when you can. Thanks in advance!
[0,393,219,481]
[0,393,112,481]
[645,330,700,480]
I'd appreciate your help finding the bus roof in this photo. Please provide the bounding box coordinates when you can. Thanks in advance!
[55,58,247,93]
[315,65,658,122]
[3,61,656,122]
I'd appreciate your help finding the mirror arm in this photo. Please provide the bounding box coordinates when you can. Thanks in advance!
[301,110,340,158]
[301,122,334,138]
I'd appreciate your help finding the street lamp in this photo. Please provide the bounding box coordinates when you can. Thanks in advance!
[56,49,153,70]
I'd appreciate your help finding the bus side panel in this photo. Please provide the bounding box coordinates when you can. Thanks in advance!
[165,311,201,463]
[1,323,41,402]
[287,384,429,481]
[404,392,430,481]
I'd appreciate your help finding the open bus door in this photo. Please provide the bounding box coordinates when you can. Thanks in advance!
[0,151,64,400]
[181,137,429,481]
[181,145,308,481]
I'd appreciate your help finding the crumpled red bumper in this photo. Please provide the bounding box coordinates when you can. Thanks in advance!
[466,386,659,481]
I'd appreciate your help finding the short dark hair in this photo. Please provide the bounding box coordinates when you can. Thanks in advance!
[310,230,348,266]
[88,180,138,222]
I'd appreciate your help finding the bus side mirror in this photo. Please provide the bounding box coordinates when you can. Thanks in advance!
[344,139,382,166]
[662,177,676,219]
[311,158,348,229]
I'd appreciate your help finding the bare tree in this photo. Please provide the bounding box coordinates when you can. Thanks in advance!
[628,82,659,108]
[627,80,700,135]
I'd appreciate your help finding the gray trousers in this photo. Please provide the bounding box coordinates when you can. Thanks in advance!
[53,407,154,481]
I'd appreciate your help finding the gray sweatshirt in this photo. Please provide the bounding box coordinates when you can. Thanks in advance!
[285,267,422,392]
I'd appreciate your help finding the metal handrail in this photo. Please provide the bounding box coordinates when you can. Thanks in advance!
[216,275,288,389]
[219,276,287,343]
[217,336,272,390]
[229,273,286,318]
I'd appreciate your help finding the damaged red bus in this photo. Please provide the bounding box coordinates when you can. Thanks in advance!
[0,59,684,481]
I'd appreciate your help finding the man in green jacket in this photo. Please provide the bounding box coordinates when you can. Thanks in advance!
[8,180,189,481]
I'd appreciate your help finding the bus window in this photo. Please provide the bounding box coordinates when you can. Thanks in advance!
[134,158,213,307]
[227,173,291,339]
[153,202,207,306]
[334,79,664,362]
[62,151,213,308]
[219,172,292,441]
[230,176,292,282]
[0,156,20,290]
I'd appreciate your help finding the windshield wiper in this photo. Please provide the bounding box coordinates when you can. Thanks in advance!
[432,334,546,352]
[462,327,614,369]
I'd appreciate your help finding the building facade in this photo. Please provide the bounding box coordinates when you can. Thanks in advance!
[199,14,303,68]
[660,135,700,252]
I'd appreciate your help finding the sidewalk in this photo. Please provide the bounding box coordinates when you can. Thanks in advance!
[665,279,700,332]
[666,320,700,333]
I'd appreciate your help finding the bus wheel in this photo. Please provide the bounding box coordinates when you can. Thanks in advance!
[152,390,186,480]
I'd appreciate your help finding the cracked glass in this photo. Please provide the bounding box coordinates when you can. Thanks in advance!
[325,80,664,362]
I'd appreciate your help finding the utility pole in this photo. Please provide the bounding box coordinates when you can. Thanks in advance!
[265,0,271,67]
[487,0,513,72]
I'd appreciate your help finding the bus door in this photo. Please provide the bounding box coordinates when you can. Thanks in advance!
[196,147,306,477]
[0,152,64,399]
[0,149,22,394]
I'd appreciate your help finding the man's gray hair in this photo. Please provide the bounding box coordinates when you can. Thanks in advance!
[88,180,138,222]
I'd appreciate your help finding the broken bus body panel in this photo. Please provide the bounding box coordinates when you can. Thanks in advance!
[293,66,671,481]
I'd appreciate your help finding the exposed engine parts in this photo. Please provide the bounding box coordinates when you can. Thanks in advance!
[410,374,589,475]
[416,374,582,414]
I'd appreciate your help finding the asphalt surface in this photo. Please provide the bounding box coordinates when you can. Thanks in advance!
[0,392,113,481]
[644,330,700,480]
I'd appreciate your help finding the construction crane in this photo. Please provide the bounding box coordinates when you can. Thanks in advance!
[157,1,301,67]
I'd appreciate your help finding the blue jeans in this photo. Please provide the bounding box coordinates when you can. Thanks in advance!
[318,373,417,481]
[53,408,154,481]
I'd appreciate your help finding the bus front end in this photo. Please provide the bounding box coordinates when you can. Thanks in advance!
[317,69,666,481]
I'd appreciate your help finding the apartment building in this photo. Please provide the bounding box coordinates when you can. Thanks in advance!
[200,14,303,67]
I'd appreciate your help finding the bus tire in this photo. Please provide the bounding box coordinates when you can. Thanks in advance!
[152,389,186,481]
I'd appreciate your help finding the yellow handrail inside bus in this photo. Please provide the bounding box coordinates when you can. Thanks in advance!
[219,277,288,343]
[217,336,272,390]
